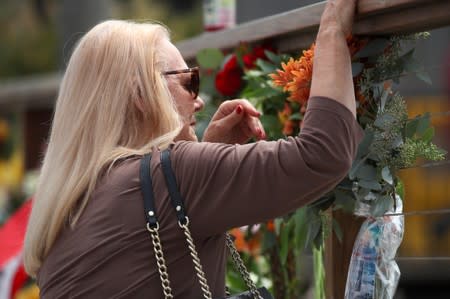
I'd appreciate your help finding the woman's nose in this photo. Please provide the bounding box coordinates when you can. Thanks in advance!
[195,96,205,112]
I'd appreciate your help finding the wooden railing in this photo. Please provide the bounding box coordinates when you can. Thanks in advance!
[0,0,449,109]
[178,0,450,61]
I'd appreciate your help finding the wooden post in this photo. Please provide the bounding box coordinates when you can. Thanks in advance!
[325,210,365,299]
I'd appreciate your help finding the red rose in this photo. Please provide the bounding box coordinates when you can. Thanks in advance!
[215,67,243,96]
[223,55,239,71]
[243,45,275,69]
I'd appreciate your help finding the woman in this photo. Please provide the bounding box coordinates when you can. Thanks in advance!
[24,0,362,297]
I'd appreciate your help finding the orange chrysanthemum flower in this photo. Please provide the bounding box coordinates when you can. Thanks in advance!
[270,44,315,105]
[278,102,296,135]
[229,228,261,256]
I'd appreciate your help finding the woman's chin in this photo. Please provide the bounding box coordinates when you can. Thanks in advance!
[174,125,198,142]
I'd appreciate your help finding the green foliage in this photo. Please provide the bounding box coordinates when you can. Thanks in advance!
[196,48,224,69]
[195,33,447,298]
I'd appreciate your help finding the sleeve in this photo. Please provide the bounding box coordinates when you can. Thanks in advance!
[171,96,364,237]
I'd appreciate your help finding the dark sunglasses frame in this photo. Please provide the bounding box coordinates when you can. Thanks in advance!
[162,67,200,100]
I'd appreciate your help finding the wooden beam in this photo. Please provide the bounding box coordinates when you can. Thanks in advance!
[177,0,450,60]
[1,0,450,108]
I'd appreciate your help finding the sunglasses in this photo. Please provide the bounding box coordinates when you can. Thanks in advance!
[162,66,200,100]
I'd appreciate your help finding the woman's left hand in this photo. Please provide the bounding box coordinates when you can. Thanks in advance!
[202,99,266,144]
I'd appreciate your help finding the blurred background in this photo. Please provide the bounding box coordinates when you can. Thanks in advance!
[0,0,449,298]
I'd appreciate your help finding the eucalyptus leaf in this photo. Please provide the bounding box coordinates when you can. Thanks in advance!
[381,166,393,185]
[196,48,224,69]
[349,156,368,180]
[358,180,382,191]
[356,130,375,159]
[380,89,390,112]
[416,70,432,85]
[392,135,403,148]
[333,190,355,213]
[370,195,393,217]
[352,62,364,77]
[356,164,377,181]
[354,38,390,59]
[374,113,396,129]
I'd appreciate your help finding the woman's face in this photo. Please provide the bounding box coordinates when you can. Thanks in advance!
[161,39,205,141]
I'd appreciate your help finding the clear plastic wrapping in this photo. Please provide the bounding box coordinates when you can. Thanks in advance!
[345,195,404,299]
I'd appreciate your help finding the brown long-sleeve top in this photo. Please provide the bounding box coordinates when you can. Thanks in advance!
[37,97,364,298]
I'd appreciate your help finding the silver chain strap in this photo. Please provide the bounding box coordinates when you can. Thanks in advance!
[148,220,263,299]
[179,218,213,299]
[225,234,264,299]
[147,223,174,299]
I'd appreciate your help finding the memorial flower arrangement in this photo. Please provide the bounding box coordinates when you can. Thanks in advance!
[197,34,446,298]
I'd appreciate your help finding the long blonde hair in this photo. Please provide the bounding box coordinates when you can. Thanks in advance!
[23,20,182,276]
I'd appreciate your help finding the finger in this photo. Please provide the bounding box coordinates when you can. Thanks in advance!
[237,99,261,117]
[216,104,245,128]
[239,122,254,140]
[245,115,265,140]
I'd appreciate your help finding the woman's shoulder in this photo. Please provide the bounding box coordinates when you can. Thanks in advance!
[97,155,142,190]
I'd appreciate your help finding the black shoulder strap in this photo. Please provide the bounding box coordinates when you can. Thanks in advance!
[160,149,188,225]
[139,153,158,229]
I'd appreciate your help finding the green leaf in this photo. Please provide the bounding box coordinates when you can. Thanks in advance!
[354,38,390,59]
[355,130,375,159]
[352,62,364,77]
[289,112,302,121]
[199,71,217,95]
[380,89,390,112]
[374,113,396,129]
[370,195,393,217]
[261,232,276,251]
[305,218,321,249]
[332,219,343,243]
[294,208,308,249]
[264,50,281,65]
[333,190,355,213]
[274,218,283,235]
[422,127,435,143]
[416,113,431,135]
[381,166,393,185]
[356,164,377,181]
[405,117,420,138]
[279,227,290,265]
[395,179,405,200]
[255,59,276,73]
[358,180,382,191]
[196,48,224,69]
[349,156,368,180]
[399,49,416,72]
[416,70,432,85]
